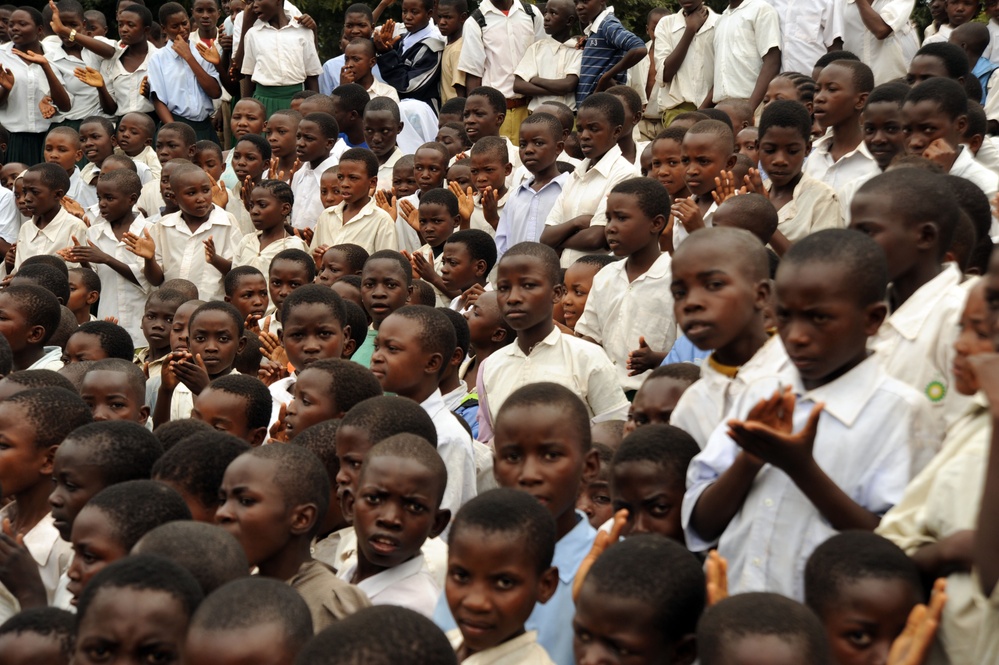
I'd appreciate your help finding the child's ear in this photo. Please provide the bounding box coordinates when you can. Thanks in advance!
[503,162,512,177]
[956,114,969,137]
[138,405,151,425]
[129,191,140,206]
[280,201,292,217]
[186,145,196,159]
[725,152,737,171]
[490,326,508,344]
[424,351,444,376]
[449,345,463,368]
[863,300,888,336]
[474,258,487,278]
[341,490,355,523]
[41,444,58,476]
[496,111,506,128]
[916,221,939,253]
[248,426,268,447]
[581,447,600,484]
[224,295,232,304]
[651,212,668,236]
[670,634,698,665]
[854,91,869,112]
[536,565,559,604]
[236,334,247,355]
[143,136,153,147]
[86,290,100,306]
[289,502,319,536]
[430,508,451,538]
[753,279,772,311]
[342,337,357,359]
[26,324,47,345]
[611,124,623,140]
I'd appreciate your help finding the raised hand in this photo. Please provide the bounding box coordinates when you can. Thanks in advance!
[373,19,401,53]
[171,35,194,62]
[4,244,15,272]
[294,14,317,30]
[0,518,47,609]
[172,352,211,395]
[312,244,330,267]
[268,156,300,182]
[481,186,499,229]
[411,250,438,282]
[727,387,824,474]
[208,173,228,208]
[38,96,56,119]
[0,65,13,91]
[61,196,87,221]
[196,41,221,65]
[705,550,729,606]
[123,227,156,259]
[399,197,419,232]
[203,234,217,263]
[887,579,947,665]
[711,170,739,205]
[742,167,768,197]
[573,509,628,601]
[670,197,705,233]
[449,181,475,223]
[73,66,105,88]
[375,188,398,221]
[627,336,664,375]
[139,76,149,98]
[49,0,69,37]
[269,402,290,442]
[62,235,112,266]
[13,49,48,66]
[924,138,958,173]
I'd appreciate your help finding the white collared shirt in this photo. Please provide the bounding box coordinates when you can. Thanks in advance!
[654,9,718,111]
[682,354,934,599]
[0,42,56,132]
[469,189,510,237]
[376,147,405,193]
[574,253,678,391]
[514,36,583,111]
[291,155,339,230]
[765,0,842,75]
[672,335,792,448]
[241,11,322,86]
[711,0,781,103]
[102,42,158,115]
[367,77,400,103]
[950,146,999,200]
[27,346,64,372]
[231,0,301,53]
[68,167,98,210]
[840,0,919,84]
[309,199,398,254]
[0,186,18,244]
[420,389,478,520]
[337,553,439,618]
[481,326,630,424]
[147,41,220,121]
[803,130,881,192]
[0,508,72,624]
[232,232,308,275]
[87,214,154,347]
[544,144,641,267]
[14,207,88,272]
[447,630,556,665]
[45,38,107,121]
[457,0,545,98]
[986,18,999,65]
[767,172,842,242]
[152,207,242,301]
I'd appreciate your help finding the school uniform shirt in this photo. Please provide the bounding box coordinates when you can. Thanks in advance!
[102,43,159,115]
[654,9,718,111]
[0,42,57,133]
[288,559,372,633]
[434,511,597,665]
[396,192,424,253]
[458,0,545,99]
[232,232,308,274]
[986,18,999,65]
[544,144,641,268]
[147,40,221,122]
[468,189,510,237]
[0,186,18,245]
[136,179,166,220]
[672,334,791,448]
[574,253,678,392]
[87,214,154,348]
[803,130,880,192]
[976,586,999,664]
[241,11,322,86]
[495,172,569,258]
[319,54,385,96]
[375,147,405,193]
[870,263,971,449]
[921,23,952,45]
[13,207,88,272]
[67,167,98,211]
[291,155,339,230]
[231,0,301,53]
[876,395,989,665]
[367,78,400,103]
[152,207,242,301]
[711,0,781,103]
[446,630,556,665]
[514,36,584,112]
[681,354,934,600]
[0,509,72,624]
[577,8,647,107]
[766,173,842,242]
[224,185,255,236]
[377,26,445,111]
[415,244,451,307]
[480,327,630,427]
[672,197,717,250]
[950,145,999,200]
[421,389,478,523]
[440,37,465,103]
[840,0,919,84]
[45,39,108,122]
[765,0,842,75]
[309,199,398,254]
[27,346,64,372]
[337,553,440,618]
[334,527,449,590]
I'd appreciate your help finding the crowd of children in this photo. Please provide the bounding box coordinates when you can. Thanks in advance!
[4,0,999,662]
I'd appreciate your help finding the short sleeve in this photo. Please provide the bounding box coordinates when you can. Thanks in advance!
[513,43,540,81]
[753,3,782,58]
[585,351,630,422]
[878,0,916,34]
[544,188,568,226]
[240,29,256,76]
[565,46,583,76]
[145,52,166,98]
[457,17,485,78]
[302,33,322,76]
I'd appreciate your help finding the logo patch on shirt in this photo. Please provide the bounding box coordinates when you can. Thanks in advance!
[925,380,946,403]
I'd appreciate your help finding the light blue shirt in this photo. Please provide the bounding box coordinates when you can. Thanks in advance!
[661,334,711,366]
[495,172,569,258]
[433,510,596,665]
[319,54,385,95]
[147,44,219,121]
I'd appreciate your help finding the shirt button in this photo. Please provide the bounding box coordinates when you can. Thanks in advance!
[764,498,773,507]
[753,558,762,567]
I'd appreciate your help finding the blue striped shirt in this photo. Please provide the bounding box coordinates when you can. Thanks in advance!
[577,10,645,106]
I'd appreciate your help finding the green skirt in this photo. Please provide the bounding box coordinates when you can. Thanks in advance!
[6,132,46,166]
[253,83,303,116]
[174,115,221,146]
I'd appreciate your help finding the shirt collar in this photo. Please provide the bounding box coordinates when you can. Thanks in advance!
[885,263,964,340]
[31,208,77,241]
[355,553,427,596]
[481,0,529,15]
[518,172,569,194]
[420,388,447,416]
[509,326,562,358]
[553,512,597,583]
[585,6,615,35]
[812,130,875,162]
[159,207,231,232]
[579,144,626,179]
[403,24,434,50]
[790,353,884,427]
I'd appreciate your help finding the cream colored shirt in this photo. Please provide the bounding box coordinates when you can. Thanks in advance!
[416,243,450,307]
[803,130,880,192]
[0,508,72,624]
[126,145,162,183]
[711,0,781,103]
[137,178,166,220]
[309,199,398,254]
[950,146,999,200]
[152,207,242,302]
[240,12,322,86]
[514,36,583,112]
[13,207,88,271]
[368,78,400,103]
[441,37,466,103]
[447,630,556,665]
[840,0,919,84]
[469,189,509,237]
[87,214,154,348]
[768,0,842,75]
[481,326,630,424]
[376,147,405,193]
[233,232,308,274]
[767,172,842,242]
[574,253,677,391]
[544,144,640,267]
[102,42,159,115]
[654,9,718,111]
[457,0,545,99]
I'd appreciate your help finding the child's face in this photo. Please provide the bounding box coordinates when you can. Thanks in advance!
[464,292,505,348]
[170,302,199,352]
[493,403,597,535]
[414,148,448,193]
[0,629,65,665]
[946,0,977,26]
[232,101,266,141]
[736,128,759,164]
[561,262,599,330]
[952,283,991,396]
[62,332,108,364]
[189,311,243,378]
[418,201,458,248]
[763,77,801,107]
[436,127,466,158]
[0,401,50,499]
[12,179,28,217]
[758,126,807,189]
[440,242,482,293]
[574,0,606,26]
[192,387,259,443]
[931,0,950,20]
[813,64,865,131]
[543,0,574,35]
[577,106,622,162]
[269,259,311,314]
[446,525,557,653]
[611,461,684,541]
[162,10,191,41]
[265,114,299,159]
[142,297,176,352]
[463,96,504,143]
[73,586,190,665]
[436,2,466,36]
[640,143,653,177]
[901,100,965,157]
[370,313,439,396]
[862,102,905,170]
[682,133,735,198]
[66,506,129,603]
[284,368,338,437]
[343,43,375,82]
[0,163,25,189]
[775,261,883,389]
[320,171,343,209]
[116,115,152,157]
[331,280,363,306]
[232,141,267,183]
[987,0,999,21]
[361,259,412,327]
[317,249,352,285]
[470,151,510,194]
[343,10,374,39]
[96,179,136,224]
[156,129,194,165]
[576,466,613,528]
[160,163,182,209]
[334,424,372,508]
[0,292,41,352]
[822,578,919,665]
[194,149,225,182]
[604,191,661,257]
[227,274,269,322]
[192,0,220,33]
[338,159,375,204]
[446,164,472,190]
[248,186,289,231]
[392,163,419,197]
[624,377,689,435]
[282,303,347,370]
[364,110,401,160]
[496,255,560,332]
[48,439,108,541]
[296,120,334,165]
[848,191,920,282]
[217,455,296,566]
[353,454,447,570]
[401,0,432,33]
[67,271,96,314]
[116,9,148,45]
[20,170,62,218]
[44,133,83,174]
[650,139,688,197]
[80,370,148,424]
[172,170,214,221]
[573,581,669,665]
